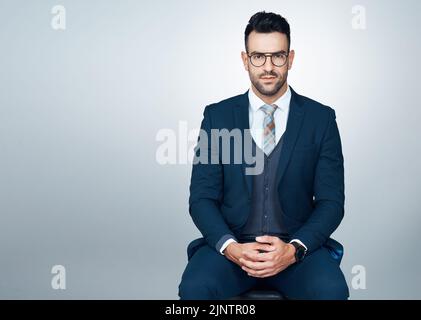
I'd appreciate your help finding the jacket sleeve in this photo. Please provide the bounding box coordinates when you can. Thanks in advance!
[291,108,345,253]
[188,105,235,250]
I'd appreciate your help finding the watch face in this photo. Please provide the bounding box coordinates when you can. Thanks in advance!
[297,248,306,261]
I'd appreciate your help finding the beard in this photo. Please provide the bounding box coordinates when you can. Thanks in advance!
[250,70,288,96]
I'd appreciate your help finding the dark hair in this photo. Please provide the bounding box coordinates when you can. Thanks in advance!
[244,11,291,52]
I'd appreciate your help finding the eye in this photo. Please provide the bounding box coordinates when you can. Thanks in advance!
[253,54,264,60]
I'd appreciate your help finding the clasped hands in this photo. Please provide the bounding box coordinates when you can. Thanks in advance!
[224,235,296,278]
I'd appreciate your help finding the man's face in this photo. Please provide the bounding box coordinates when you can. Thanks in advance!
[242,31,295,97]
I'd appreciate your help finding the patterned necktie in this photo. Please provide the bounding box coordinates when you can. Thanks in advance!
[260,104,278,156]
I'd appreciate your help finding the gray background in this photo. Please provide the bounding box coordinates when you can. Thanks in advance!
[0,0,420,299]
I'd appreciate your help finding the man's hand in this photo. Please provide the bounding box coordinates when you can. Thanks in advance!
[223,240,276,267]
[239,235,297,278]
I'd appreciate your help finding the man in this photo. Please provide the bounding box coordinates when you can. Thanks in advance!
[178,11,349,300]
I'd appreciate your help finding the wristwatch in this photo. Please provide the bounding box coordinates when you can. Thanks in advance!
[291,241,307,263]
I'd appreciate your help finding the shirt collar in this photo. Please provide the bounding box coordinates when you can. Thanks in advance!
[248,85,291,113]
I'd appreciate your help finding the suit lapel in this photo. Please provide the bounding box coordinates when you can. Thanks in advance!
[233,91,254,197]
[275,87,305,187]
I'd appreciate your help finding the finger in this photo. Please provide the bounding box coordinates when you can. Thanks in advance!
[258,272,275,278]
[240,258,273,271]
[255,235,278,244]
[254,243,277,252]
[242,265,274,277]
[249,249,275,260]
[243,250,270,262]
[239,258,261,270]
[242,251,260,262]
[248,268,277,278]
[239,252,267,264]
[259,265,287,278]
[242,265,260,275]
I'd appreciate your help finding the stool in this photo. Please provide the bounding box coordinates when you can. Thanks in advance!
[229,285,284,300]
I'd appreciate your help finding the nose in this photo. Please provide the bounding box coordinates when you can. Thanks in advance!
[262,56,274,73]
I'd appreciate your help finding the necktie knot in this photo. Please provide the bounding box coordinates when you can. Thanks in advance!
[260,104,278,116]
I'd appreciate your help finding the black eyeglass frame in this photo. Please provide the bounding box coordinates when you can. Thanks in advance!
[247,51,290,67]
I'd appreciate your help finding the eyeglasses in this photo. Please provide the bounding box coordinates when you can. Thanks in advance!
[247,51,289,67]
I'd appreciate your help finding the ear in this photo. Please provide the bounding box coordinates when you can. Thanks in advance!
[287,49,295,70]
[241,51,249,71]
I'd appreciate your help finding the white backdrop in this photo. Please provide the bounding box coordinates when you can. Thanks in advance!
[0,0,420,299]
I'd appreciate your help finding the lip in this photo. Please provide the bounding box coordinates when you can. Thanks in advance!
[261,77,276,81]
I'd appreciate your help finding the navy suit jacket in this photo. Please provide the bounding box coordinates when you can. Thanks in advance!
[187,87,345,260]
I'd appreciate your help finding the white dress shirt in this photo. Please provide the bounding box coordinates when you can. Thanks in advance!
[249,84,291,151]
[220,85,307,255]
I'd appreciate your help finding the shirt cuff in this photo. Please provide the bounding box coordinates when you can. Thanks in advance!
[220,238,237,255]
[216,234,238,255]
[290,239,308,251]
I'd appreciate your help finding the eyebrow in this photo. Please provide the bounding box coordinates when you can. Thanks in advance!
[249,50,288,55]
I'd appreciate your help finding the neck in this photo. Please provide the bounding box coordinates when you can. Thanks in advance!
[251,81,288,105]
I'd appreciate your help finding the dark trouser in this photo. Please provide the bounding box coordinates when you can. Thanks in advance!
[178,243,349,300]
